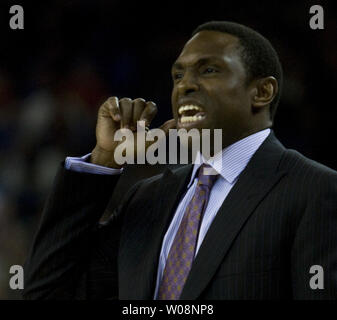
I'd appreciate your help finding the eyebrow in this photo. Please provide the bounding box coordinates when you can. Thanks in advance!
[171,56,225,72]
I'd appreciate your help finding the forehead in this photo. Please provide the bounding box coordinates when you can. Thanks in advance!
[174,30,240,66]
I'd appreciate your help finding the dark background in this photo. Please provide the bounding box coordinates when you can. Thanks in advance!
[0,0,336,299]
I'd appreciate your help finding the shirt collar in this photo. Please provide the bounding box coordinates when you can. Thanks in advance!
[187,128,271,188]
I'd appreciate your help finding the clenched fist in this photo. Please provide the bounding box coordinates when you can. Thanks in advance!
[91,97,176,169]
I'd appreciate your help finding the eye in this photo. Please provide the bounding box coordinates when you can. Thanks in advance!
[173,73,183,80]
[203,67,217,74]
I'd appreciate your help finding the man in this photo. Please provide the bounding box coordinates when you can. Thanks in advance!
[23,21,337,300]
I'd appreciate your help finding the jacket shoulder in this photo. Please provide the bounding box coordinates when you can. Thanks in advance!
[281,148,337,184]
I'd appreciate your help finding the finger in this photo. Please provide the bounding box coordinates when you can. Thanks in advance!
[139,101,158,128]
[159,119,176,135]
[132,98,146,130]
[119,97,133,129]
[107,96,121,122]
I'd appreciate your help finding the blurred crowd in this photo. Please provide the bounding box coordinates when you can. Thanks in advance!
[0,1,336,299]
[0,61,107,298]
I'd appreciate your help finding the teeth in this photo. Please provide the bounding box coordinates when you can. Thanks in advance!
[180,115,204,123]
[178,104,202,115]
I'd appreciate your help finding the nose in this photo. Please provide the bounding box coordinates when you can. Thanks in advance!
[177,71,199,95]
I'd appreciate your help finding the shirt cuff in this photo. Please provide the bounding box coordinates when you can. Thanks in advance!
[65,154,123,175]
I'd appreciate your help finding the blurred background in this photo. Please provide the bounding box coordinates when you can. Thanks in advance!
[0,0,336,299]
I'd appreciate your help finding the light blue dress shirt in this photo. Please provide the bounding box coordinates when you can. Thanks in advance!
[65,128,271,299]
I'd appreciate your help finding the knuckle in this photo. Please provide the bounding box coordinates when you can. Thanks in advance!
[108,96,118,102]
[134,98,145,102]
[147,101,156,106]
[119,97,132,103]
[133,97,146,104]
[106,97,117,109]
[147,103,158,114]
[107,97,118,106]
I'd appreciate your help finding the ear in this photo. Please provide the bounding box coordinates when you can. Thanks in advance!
[250,76,278,109]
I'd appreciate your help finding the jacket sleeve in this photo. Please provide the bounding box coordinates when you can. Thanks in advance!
[22,162,139,300]
[291,170,337,299]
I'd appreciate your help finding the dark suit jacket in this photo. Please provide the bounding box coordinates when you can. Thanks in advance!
[23,131,337,299]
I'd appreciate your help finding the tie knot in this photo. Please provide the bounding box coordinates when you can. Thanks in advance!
[197,164,219,188]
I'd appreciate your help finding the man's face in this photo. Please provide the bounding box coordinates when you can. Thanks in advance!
[171,30,255,145]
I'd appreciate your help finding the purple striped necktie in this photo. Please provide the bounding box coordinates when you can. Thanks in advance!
[157,164,219,300]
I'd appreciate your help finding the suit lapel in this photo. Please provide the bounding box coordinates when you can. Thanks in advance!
[180,132,288,299]
[119,164,193,299]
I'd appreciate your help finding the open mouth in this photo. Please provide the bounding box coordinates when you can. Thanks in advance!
[178,104,206,124]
